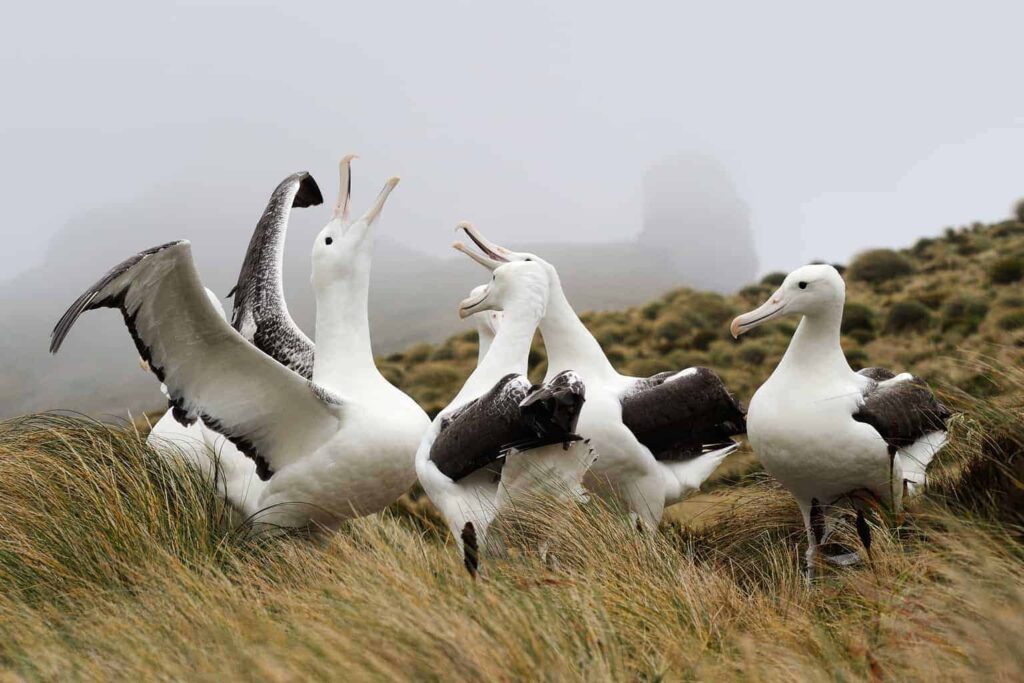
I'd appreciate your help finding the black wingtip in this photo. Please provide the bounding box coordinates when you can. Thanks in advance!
[293,173,324,208]
[225,285,237,299]
[461,522,479,578]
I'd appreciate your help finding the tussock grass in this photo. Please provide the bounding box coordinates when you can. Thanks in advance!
[0,400,1021,680]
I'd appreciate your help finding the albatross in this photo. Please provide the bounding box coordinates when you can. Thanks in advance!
[50,158,430,531]
[145,171,323,513]
[731,264,951,578]
[416,249,596,573]
[452,224,745,529]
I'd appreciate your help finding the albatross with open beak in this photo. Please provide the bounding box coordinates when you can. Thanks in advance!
[415,236,596,575]
[732,264,951,579]
[51,157,429,531]
[452,223,746,530]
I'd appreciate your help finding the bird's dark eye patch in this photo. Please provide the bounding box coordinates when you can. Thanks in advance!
[798,281,808,289]
[325,237,333,245]
[524,257,532,262]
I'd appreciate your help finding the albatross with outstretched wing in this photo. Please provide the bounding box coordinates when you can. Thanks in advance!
[51,160,429,530]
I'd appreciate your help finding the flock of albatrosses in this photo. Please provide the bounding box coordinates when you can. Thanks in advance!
[50,157,951,580]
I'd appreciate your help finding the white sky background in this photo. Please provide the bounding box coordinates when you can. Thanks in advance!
[2,0,1022,279]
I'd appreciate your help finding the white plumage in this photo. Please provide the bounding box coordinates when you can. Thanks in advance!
[731,264,951,578]
[51,160,429,531]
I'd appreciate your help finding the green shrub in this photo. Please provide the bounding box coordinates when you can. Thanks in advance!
[884,300,932,334]
[942,296,989,335]
[913,237,936,255]
[760,272,786,287]
[847,249,914,284]
[998,295,1024,309]
[640,300,664,321]
[653,315,687,341]
[737,343,767,366]
[595,323,631,346]
[917,288,949,309]
[989,256,1024,285]
[430,344,455,361]
[844,348,869,369]
[997,311,1024,331]
[403,343,434,364]
[405,362,461,388]
[627,358,669,378]
[1015,198,1024,223]
[739,284,770,303]
[690,330,719,352]
[840,303,875,335]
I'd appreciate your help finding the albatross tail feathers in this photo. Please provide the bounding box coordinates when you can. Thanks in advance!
[660,441,737,505]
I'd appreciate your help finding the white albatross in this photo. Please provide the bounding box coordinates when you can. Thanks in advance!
[145,171,323,514]
[731,264,951,578]
[416,253,596,573]
[452,224,746,529]
[50,159,430,531]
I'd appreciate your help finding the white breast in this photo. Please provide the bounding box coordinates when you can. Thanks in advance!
[748,374,893,504]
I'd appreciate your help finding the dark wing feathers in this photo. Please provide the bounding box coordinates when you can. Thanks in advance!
[512,370,586,452]
[430,374,532,481]
[229,172,322,379]
[621,367,746,461]
[430,371,587,482]
[852,371,951,456]
[50,241,342,481]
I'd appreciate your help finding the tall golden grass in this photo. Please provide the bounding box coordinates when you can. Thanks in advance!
[0,368,1021,680]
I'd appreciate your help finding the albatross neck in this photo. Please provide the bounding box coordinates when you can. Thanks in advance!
[312,275,381,387]
[538,278,617,381]
[775,304,851,380]
[453,302,539,406]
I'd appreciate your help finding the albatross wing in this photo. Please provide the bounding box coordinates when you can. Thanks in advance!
[620,366,746,460]
[853,367,952,496]
[50,240,342,481]
[228,172,323,379]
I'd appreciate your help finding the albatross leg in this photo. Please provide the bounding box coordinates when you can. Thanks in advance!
[799,498,826,583]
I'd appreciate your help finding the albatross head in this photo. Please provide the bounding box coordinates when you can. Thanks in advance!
[730,264,846,338]
[465,284,503,338]
[311,155,399,288]
[454,223,551,320]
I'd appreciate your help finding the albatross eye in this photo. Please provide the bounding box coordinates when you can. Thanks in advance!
[798,281,808,289]
[325,237,333,246]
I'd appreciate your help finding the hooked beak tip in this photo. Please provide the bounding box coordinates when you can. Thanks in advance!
[730,320,743,339]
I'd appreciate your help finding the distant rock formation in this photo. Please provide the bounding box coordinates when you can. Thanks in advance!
[0,155,761,418]
[639,154,758,292]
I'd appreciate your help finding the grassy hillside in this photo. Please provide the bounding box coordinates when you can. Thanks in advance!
[383,217,1024,418]
[3,216,1024,679]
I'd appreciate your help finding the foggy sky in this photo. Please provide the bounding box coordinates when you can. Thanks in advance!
[3,0,1024,282]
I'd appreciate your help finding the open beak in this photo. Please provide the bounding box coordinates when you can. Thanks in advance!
[452,222,511,271]
[730,291,787,338]
[361,176,400,225]
[458,286,492,319]
[333,154,358,221]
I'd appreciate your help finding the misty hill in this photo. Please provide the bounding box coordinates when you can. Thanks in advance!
[0,192,725,418]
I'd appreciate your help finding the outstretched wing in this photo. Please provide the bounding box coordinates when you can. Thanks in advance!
[228,172,323,379]
[853,369,951,456]
[620,367,746,461]
[51,241,342,481]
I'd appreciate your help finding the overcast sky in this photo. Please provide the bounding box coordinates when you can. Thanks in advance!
[3,0,1023,282]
